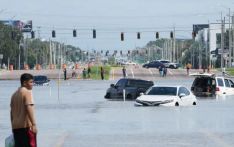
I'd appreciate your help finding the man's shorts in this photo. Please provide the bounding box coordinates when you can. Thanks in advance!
[13,128,37,147]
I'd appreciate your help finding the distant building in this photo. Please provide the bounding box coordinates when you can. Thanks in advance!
[193,23,233,68]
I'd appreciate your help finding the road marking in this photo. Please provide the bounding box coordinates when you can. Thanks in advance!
[131,68,134,78]
[200,129,232,147]
[148,69,153,76]
[168,69,173,76]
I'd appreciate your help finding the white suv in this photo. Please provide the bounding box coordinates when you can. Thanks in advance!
[158,60,179,69]
[190,73,234,97]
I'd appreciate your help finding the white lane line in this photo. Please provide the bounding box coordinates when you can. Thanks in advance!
[168,69,174,76]
[200,130,232,147]
[148,69,153,76]
[131,68,135,78]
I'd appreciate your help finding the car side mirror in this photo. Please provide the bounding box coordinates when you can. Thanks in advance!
[179,93,186,98]
[140,92,144,96]
[110,84,115,88]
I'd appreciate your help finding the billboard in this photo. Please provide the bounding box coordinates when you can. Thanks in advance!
[0,20,32,32]
[193,24,209,34]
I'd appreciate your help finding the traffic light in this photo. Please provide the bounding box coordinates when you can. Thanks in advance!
[170,31,173,39]
[128,50,130,54]
[11,31,16,40]
[31,31,35,39]
[121,32,124,41]
[156,32,159,39]
[192,31,196,39]
[73,29,77,37]
[105,51,108,56]
[120,50,122,55]
[52,30,56,38]
[93,29,96,39]
[146,50,148,54]
[137,32,141,39]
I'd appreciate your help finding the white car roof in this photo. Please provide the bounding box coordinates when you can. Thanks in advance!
[189,72,215,77]
[152,85,182,88]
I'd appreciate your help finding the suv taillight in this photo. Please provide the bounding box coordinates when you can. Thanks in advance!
[216,87,220,91]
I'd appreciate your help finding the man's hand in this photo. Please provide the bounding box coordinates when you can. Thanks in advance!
[31,125,38,134]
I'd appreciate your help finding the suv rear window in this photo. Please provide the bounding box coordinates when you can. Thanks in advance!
[217,78,224,87]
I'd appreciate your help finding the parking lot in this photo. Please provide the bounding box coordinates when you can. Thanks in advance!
[1,79,234,147]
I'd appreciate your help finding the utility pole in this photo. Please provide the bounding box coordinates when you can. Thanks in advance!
[18,43,21,70]
[232,14,234,66]
[208,21,211,68]
[229,8,232,67]
[173,26,176,62]
[49,39,52,65]
[221,17,225,71]
[198,37,202,69]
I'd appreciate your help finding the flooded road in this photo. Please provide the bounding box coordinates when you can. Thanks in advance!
[1,79,234,147]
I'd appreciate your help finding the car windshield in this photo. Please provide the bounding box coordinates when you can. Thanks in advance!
[34,76,47,81]
[146,87,177,96]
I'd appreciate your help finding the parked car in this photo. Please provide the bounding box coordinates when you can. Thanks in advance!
[190,73,234,97]
[33,75,50,86]
[135,85,197,106]
[158,60,180,69]
[104,78,154,100]
[142,61,165,68]
[124,61,137,66]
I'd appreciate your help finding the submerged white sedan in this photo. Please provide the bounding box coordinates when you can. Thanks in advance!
[135,85,197,106]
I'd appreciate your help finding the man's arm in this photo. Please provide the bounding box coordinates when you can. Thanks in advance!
[25,91,37,133]
[26,105,37,133]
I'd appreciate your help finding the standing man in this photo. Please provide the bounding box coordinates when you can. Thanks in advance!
[163,67,167,77]
[63,68,67,80]
[186,63,191,75]
[100,66,104,80]
[10,73,37,147]
[87,66,91,78]
[83,68,87,79]
[122,66,127,78]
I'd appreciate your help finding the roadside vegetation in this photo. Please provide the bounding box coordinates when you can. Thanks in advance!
[89,65,111,80]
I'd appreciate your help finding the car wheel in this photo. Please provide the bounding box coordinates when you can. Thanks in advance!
[169,65,175,69]
[175,102,179,106]
[193,102,196,105]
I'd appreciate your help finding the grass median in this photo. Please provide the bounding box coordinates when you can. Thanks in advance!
[225,68,234,76]
[89,66,111,80]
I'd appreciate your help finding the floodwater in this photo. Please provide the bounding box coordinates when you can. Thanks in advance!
[1,79,234,147]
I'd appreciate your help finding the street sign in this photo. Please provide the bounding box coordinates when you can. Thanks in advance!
[0,54,3,59]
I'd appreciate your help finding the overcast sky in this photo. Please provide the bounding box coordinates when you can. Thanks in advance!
[1,0,234,51]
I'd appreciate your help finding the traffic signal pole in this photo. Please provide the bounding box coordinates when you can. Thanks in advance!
[173,27,176,62]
